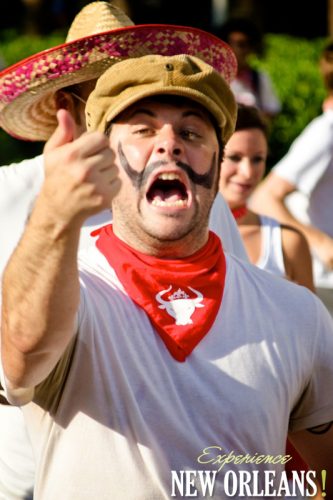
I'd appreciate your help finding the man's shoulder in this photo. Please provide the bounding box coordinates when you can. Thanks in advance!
[225,253,321,319]
[294,112,333,142]
[271,113,333,180]
[0,154,44,188]
[0,154,45,273]
[1,154,43,170]
[78,244,120,287]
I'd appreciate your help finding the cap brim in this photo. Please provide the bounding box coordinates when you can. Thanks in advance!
[0,24,236,141]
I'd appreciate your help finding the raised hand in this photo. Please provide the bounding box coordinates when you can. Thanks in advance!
[41,109,121,228]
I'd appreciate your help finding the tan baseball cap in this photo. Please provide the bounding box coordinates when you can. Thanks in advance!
[86,54,237,143]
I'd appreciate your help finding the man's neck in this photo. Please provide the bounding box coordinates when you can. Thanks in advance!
[112,224,210,260]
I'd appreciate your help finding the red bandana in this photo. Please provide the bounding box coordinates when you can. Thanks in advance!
[231,205,248,219]
[95,225,226,362]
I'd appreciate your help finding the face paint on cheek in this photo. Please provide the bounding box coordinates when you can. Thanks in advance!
[118,142,143,190]
[118,142,172,192]
[176,153,217,189]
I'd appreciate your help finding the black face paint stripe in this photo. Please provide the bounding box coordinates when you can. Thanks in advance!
[118,142,217,190]
[174,157,216,189]
[118,142,143,189]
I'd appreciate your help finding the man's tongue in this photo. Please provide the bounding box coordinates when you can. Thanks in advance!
[152,188,183,203]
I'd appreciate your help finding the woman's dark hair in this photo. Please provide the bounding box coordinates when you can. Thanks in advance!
[235,104,268,138]
[320,41,333,90]
[321,40,333,61]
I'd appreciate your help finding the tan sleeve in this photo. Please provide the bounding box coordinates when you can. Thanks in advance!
[33,334,78,413]
[33,287,88,412]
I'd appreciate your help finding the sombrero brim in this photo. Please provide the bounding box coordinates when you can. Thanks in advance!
[0,24,236,141]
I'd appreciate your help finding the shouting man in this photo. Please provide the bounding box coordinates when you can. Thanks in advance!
[1,54,333,498]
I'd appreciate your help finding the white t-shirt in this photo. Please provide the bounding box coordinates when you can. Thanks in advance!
[2,249,333,499]
[0,156,44,274]
[0,155,247,499]
[273,110,333,288]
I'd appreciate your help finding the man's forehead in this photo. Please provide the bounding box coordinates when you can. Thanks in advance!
[115,96,214,124]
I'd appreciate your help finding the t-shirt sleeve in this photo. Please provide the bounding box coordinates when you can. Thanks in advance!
[32,284,88,411]
[0,155,45,275]
[273,112,333,196]
[0,328,78,408]
[289,295,333,431]
[209,193,249,261]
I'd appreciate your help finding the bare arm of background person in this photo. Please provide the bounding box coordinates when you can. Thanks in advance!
[1,109,120,395]
[252,173,333,270]
[281,224,315,291]
[289,424,333,497]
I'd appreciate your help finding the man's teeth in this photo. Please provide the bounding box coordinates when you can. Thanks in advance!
[151,199,187,207]
[157,173,181,181]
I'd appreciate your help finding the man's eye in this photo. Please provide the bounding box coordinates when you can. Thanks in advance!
[133,127,154,136]
[181,129,200,140]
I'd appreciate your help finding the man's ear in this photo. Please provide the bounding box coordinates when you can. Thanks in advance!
[54,91,85,135]
[54,90,75,113]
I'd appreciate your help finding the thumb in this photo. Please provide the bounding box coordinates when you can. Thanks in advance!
[44,109,76,153]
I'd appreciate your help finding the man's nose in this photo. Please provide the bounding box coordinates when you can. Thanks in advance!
[155,126,183,157]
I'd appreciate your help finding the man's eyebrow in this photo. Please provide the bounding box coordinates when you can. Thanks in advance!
[182,109,216,128]
[127,108,156,120]
[182,110,208,120]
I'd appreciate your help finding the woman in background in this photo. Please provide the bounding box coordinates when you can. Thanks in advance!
[219,104,314,291]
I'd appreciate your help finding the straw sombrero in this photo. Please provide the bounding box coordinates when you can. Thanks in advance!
[0,1,236,142]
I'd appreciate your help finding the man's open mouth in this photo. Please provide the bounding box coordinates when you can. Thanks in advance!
[146,173,189,208]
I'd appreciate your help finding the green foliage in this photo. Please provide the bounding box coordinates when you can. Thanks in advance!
[0,30,65,164]
[0,29,65,66]
[0,31,329,167]
[253,34,327,169]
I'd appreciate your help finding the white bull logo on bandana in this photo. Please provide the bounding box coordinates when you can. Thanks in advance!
[155,285,204,325]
